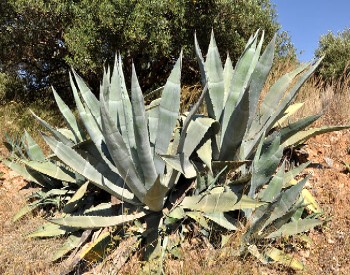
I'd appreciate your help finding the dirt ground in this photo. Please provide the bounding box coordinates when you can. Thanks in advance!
[1,130,350,274]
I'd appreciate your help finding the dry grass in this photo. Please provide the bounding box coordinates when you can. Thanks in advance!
[0,162,65,275]
[0,101,64,155]
[296,75,350,126]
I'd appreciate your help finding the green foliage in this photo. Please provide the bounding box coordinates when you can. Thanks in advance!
[0,72,25,103]
[1,0,294,101]
[315,28,350,79]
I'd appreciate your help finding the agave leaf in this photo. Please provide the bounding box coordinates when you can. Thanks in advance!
[266,218,323,239]
[204,212,238,231]
[108,56,123,129]
[13,202,41,222]
[80,231,112,262]
[164,207,186,225]
[70,72,106,156]
[264,177,308,228]
[241,195,282,251]
[27,222,75,238]
[242,61,320,159]
[24,130,46,161]
[267,58,323,131]
[109,56,132,152]
[100,98,147,202]
[249,135,283,198]
[181,187,238,213]
[275,114,322,145]
[247,30,265,83]
[71,68,100,123]
[91,237,140,274]
[154,52,182,174]
[234,195,267,210]
[221,234,233,248]
[288,179,322,213]
[211,160,251,173]
[21,159,76,183]
[265,248,304,270]
[196,165,227,194]
[45,189,74,197]
[194,32,213,118]
[274,102,305,127]
[63,181,89,213]
[42,134,138,203]
[52,233,82,262]
[259,161,285,202]
[177,84,209,154]
[197,139,213,172]
[248,245,268,264]
[301,189,322,213]
[186,211,209,229]
[283,161,310,187]
[58,128,77,141]
[52,87,85,143]
[182,116,220,158]
[220,32,259,143]
[160,154,196,179]
[219,88,250,160]
[102,66,111,101]
[131,64,157,188]
[283,125,350,147]
[144,176,168,211]
[246,34,276,130]
[261,201,304,238]
[147,98,161,156]
[181,188,265,213]
[205,30,225,121]
[223,54,234,104]
[5,158,59,187]
[50,212,147,229]
[83,203,126,217]
[252,63,309,133]
[2,159,40,185]
[30,110,74,146]
[118,55,136,150]
[61,231,112,273]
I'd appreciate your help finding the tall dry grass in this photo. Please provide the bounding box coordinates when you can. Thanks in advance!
[260,58,350,127]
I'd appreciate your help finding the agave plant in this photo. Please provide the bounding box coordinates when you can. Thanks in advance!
[38,52,267,268]
[194,30,349,165]
[2,30,344,273]
[2,130,85,222]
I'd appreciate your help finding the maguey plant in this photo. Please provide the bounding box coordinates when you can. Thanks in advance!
[2,30,347,273]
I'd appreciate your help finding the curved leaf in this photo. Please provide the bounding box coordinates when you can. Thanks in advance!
[50,212,147,229]
[154,52,182,174]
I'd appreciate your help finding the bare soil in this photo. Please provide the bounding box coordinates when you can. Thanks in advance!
[1,130,350,274]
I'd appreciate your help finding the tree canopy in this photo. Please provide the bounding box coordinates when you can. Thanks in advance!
[0,0,295,102]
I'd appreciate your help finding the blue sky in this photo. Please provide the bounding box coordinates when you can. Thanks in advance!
[272,0,350,61]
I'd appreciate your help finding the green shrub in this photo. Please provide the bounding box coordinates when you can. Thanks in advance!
[2,0,294,99]
[315,28,350,80]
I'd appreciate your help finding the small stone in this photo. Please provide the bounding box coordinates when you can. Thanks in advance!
[327,238,335,244]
